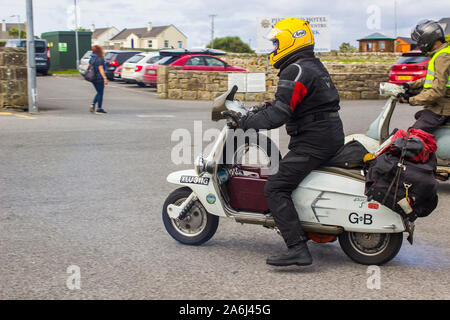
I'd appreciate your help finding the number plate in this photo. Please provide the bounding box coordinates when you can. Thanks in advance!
[397,75,412,80]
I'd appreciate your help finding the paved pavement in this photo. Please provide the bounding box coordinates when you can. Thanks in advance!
[0,76,449,299]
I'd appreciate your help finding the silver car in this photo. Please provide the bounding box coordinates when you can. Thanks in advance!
[78,50,92,75]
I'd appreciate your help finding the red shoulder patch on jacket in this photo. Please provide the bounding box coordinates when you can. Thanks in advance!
[290,82,307,111]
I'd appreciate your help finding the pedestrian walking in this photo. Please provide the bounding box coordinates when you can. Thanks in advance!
[89,45,108,114]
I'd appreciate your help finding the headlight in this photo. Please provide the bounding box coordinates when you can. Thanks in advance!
[194,155,206,175]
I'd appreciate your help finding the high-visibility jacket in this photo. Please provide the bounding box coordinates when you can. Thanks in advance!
[408,42,450,116]
[424,46,450,89]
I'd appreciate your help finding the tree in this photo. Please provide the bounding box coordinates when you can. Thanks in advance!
[339,42,357,52]
[8,27,26,39]
[206,36,253,53]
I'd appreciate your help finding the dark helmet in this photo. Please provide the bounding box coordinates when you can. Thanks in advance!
[411,20,446,54]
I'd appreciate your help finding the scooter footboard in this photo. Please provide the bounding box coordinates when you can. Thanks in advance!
[166,169,227,217]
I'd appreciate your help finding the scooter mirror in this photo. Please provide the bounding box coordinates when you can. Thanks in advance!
[211,85,241,121]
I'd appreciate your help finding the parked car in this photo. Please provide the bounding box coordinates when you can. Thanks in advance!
[104,50,141,80]
[121,52,161,86]
[6,39,50,75]
[389,50,430,85]
[142,49,246,87]
[78,50,92,75]
[114,64,123,81]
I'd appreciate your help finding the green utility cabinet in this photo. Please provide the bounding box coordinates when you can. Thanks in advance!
[41,31,92,71]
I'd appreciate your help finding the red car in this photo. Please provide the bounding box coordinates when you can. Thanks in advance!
[389,50,430,85]
[114,64,123,81]
[143,50,246,87]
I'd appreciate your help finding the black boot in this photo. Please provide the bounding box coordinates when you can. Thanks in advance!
[266,241,313,266]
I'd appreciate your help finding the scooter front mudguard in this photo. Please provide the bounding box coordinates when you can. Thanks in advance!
[166,170,227,217]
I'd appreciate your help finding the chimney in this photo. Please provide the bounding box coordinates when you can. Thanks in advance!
[147,22,152,32]
[2,20,6,32]
[90,24,95,32]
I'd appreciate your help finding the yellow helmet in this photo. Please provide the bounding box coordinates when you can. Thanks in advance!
[267,18,314,67]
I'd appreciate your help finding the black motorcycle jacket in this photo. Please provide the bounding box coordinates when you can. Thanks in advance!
[241,47,344,159]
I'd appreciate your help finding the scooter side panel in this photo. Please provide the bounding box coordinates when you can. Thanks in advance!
[292,171,405,233]
[166,170,227,217]
[435,126,450,160]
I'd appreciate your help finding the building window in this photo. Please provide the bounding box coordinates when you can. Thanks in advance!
[379,41,385,50]
[367,43,373,51]
[178,41,182,48]
[147,40,153,48]
[164,40,169,48]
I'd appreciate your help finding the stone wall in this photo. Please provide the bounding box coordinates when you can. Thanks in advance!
[0,47,28,110]
[157,61,392,101]
[222,51,400,72]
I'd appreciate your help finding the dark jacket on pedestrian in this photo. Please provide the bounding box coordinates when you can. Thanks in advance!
[89,53,106,82]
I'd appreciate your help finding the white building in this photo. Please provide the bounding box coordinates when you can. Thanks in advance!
[109,22,187,50]
[90,25,120,47]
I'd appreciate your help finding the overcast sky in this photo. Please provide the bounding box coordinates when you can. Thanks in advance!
[1,0,449,50]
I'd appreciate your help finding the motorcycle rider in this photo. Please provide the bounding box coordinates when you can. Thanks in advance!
[224,18,344,266]
[398,20,450,133]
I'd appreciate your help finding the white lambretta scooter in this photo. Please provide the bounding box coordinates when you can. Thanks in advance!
[162,86,411,265]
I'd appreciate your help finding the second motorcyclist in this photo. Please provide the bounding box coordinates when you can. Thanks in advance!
[398,20,449,133]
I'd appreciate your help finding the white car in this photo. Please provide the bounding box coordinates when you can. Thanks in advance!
[121,52,160,87]
[78,50,114,75]
[78,50,92,75]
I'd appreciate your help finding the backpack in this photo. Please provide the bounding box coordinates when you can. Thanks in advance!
[389,128,437,163]
[364,132,438,220]
[83,64,96,82]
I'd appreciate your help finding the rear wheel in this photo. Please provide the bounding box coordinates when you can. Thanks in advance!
[338,231,403,265]
[137,82,146,87]
[162,187,219,245]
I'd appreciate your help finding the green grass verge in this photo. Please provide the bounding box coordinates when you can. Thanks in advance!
[51,69,80,74]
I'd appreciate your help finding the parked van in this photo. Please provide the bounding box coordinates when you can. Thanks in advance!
[6,39,50,75]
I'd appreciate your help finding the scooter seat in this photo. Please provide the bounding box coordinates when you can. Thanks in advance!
[317,166,365,181]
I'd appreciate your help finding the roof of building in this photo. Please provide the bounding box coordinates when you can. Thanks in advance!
[357,32,396,41]
[110,26,170,40]
[92,27,111,39]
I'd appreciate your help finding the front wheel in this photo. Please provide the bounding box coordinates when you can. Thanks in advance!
[338,232,403,265]
[162,187,219,245]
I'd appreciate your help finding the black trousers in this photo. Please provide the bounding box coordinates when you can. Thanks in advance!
[411,109,448,133]
[264,151,326,247]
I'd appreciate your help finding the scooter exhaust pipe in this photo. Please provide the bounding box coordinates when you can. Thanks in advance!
[233,213,343,235]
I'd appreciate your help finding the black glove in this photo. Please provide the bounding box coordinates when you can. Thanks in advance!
[401,82,410,93]
[397,92,410,104]
[248,101,272,115]
[221,110,244,129]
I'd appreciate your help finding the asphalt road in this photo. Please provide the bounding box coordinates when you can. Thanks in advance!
[0,76,449,300]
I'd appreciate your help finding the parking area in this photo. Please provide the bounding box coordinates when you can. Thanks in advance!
[0,75,449,300]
